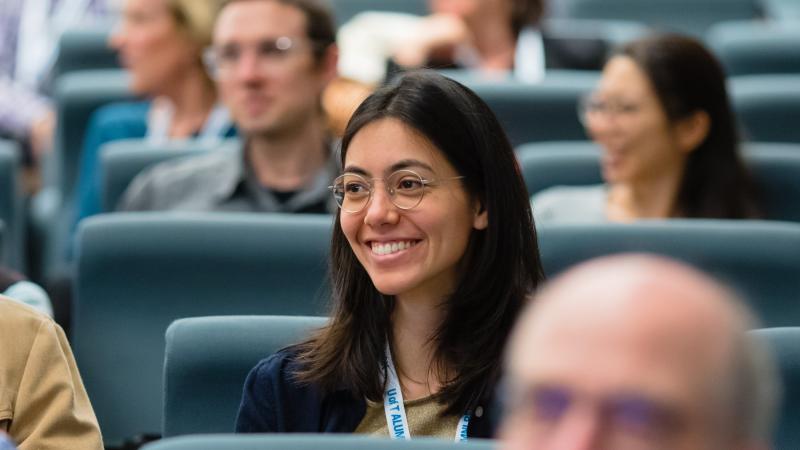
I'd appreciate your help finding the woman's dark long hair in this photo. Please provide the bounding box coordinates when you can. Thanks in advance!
[295,71,544,415]
[618,34,761,218]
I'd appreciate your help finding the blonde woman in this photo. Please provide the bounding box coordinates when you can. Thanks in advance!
[75,0,236,222]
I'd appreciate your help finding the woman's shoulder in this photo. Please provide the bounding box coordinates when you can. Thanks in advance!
[531,184,607,223]
[87,101,150,138]
[237,345,366,433]
[246,346,310,390]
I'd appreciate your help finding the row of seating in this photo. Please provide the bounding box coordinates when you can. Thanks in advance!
[156,318,799,449]
[519,141,800,222]
[71,213,800,444]
[89,139,800,220]
[143,434,494,450]
[0,140,23,270]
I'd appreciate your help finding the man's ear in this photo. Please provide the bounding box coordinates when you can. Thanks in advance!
[674,110,710,154]
[318,44,339,84]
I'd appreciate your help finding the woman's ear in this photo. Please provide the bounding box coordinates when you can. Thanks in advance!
[675,110,710,154]
[473,200,489,230]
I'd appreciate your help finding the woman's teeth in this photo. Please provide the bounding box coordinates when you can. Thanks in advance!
[371,240,417,256]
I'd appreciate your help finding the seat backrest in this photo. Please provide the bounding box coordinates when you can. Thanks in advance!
[0,140,23,269]
[731,75,800,143]
[751,327,800,450]
[557,0,761,37]
[99,139,222,212]
[537,220,800,327]
[73,213,333,446]
[32,69,134,278]
[142,434,496,450]
[51,25,119,82]
[326,0,429,26]
[707,21,800,77]
[518,141,800,222]
[465,74,597,147]
[164,315,327,437]
[52,69,133,198]
[542,18,650,49]
[762,0,800,19]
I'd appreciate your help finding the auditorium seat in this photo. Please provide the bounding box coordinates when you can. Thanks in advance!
[465,73,598,147]
[327,0,428,26]
[751,327,799,450]
[30,69,133,279]
[51,25,119,82]
[731,74,800,143]
[142,434,496,450]
[72,213,332,446]
[163,315,326,437]
[0,140,24,270]
[556,0,761,37]
[707,21,800,76]
[537,220,800,327]
[99,138,227,212]
[762,0,800,19]
[518,141,800,222]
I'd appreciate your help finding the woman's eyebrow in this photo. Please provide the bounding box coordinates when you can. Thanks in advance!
[341,165,369,176]
[389,159,434,173]
[342,160,435,176]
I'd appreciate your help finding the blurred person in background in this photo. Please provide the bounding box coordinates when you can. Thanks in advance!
[0,0,110,183]
[118,0,338,213]
[339,0,607,85]
[0,297,103,450]
[74,0,236,223]
[532,34,761,222]
[324,0,608,135]
[501,253,780,450]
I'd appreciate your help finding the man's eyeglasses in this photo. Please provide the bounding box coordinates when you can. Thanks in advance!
[502,382,680,442]
[203,36,319,78]
[329,169,464,214]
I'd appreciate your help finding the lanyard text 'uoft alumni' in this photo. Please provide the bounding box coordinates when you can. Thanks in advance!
[383,343,471,442]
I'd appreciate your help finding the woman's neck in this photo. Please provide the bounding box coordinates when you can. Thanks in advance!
[464,11,517,71]
[159,67,217,138]
[607,168,685,221]
[390,295,448,401]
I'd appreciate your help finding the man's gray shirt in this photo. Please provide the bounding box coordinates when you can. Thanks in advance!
[118,140,338,214]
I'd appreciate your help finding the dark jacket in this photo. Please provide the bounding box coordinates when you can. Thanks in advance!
[235,347,498,438]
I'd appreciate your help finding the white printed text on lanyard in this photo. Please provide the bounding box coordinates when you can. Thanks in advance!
[383,343,471,442]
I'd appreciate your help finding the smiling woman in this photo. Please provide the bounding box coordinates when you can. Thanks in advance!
[532,33,761,223]
[236,71,545,439]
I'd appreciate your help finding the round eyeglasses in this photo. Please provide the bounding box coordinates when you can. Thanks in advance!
[577,92,643,126]
[329,169,465,213]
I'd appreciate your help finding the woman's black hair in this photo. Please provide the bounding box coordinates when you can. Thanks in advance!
[295,70,544,415]
[617,33,761,218]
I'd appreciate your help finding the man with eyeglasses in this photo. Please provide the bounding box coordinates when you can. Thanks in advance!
[119,0,338,213]
[500,254,780,450]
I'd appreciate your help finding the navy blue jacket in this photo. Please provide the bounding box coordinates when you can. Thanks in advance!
[235,347,497,438]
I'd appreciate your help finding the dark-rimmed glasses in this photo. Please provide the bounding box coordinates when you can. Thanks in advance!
[329,169,465,214]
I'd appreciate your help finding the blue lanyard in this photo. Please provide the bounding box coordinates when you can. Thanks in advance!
[383,343,471,442]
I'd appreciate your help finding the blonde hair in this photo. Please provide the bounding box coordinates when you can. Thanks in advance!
[167,0,226,49]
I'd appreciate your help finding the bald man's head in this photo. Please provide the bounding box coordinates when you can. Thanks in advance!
[501,254,779,450]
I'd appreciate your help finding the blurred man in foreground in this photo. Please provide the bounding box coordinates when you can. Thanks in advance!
[501,254,779,450]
